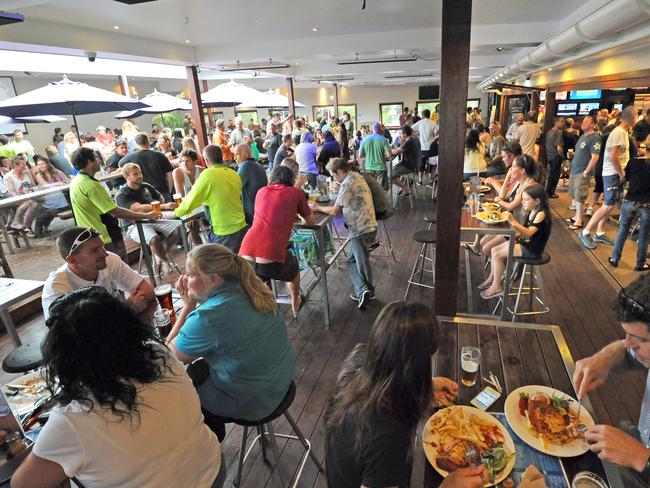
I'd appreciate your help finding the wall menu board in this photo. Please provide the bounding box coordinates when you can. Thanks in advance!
[555,91,568,100]
[578,102,600,115]
[570,89,602,100]
[557,102,578,115]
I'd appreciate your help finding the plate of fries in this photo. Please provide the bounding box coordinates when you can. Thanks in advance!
[481,202,501,212]
[475,210,508,224]
[423,405,515,486]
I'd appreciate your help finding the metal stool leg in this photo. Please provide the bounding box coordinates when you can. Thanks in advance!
[405,242,425,300]
[284,411,324,472]
[511,264,528,322]
[265,422,288,487]
[257,425,270,465]
[233,425,249,487]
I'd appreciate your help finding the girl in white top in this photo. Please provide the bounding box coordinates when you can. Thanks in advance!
[12,287,223,488]
[2,156,39,233]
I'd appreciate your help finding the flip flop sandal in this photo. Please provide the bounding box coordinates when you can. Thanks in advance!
[565,217,576,224]
[480,290,503,300]
[568,224,583,230]
[477,282,491,290]
[461,242,481,256]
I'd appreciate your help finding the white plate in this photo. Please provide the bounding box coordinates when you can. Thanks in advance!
[2,370,48,416]
[504,385,594,457]
[422,405,516,487]
[475,213,508,224]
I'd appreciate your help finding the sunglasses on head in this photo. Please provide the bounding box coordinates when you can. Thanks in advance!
[67,228,100,258]
[620,290,650,321]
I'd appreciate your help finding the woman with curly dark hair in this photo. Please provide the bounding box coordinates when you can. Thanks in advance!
[324,301,486,488]
[12,287,224,488]
[463,128,487,180]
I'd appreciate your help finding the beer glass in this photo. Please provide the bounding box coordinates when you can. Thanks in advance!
[151,201,161,213]
[461,346,481,387]
[173,193,182,205]
[154,309,172,339]
[154,284,176,324]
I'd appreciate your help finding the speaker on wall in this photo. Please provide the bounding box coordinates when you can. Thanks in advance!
[419,85,439,100]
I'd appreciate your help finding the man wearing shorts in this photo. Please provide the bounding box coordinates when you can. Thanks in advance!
[580,107,635,250]
[566,115,601,230]
[116,163,181,275]
[388,125,420,196]
[412,109,438,184]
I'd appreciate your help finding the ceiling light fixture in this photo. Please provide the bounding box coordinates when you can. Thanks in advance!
[113,25,120,30]
[218,58,291,71]
[384,73,438,79]
[547,67,552,71]
[185,40,190,43]
[496,47,504,52]
[312,27,319,32]
[338,51,417,65]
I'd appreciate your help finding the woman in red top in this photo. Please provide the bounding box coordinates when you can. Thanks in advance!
[239,165,314,316]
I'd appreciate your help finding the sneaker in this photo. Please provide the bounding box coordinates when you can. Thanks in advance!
[549,193,559,199]
[358,290,371,309]
[608,257,618,268]
[635,263,650,272]
[349,292,376,302]
[593,234,615,246]
[568,203,576,211]
[579,232,597,250]
[585,207,594,216]
[368,241,380,252]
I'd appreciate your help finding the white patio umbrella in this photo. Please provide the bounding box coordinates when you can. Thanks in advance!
[115,89,192,123]
[0,76,149,141]
[201,80,266,108]
[238,89,306,109]
[0,115,67,135]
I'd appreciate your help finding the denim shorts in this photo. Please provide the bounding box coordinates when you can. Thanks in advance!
[602,174,622,206]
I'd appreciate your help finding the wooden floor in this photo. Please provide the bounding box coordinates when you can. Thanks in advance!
[0,185,646,487]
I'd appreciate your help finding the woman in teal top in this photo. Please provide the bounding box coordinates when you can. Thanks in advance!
[170,243,294,440]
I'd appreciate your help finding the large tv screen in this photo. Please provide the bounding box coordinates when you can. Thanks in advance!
[555,91,568,100]
[570,89,602,100]
[557,103,578,114]
[579,102,601,115]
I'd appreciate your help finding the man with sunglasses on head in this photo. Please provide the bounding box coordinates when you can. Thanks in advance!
[574,273,650,486]
[41,226,155,319]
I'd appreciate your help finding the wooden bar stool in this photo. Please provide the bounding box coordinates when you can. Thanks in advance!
[503,252,551,321]
[232,381,324,488]
[404,228,436,300]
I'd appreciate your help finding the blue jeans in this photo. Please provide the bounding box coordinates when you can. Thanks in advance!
[611,200,650,267]
[347,230,377,297]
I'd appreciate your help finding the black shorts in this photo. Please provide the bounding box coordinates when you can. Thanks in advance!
[418,149,430,171]
[252,252,299,282]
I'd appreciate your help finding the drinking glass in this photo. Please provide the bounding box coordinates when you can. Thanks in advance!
[461,346,481,387]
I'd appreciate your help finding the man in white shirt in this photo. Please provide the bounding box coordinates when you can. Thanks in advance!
[506,113,524,141]
[228,117,252,154]
[42,226,155,318]
[515,111,540,158]
[580,106,636,250]
[412,109,438,184]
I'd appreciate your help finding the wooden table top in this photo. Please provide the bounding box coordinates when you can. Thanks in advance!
[415,316,619,488]
[0,277,44,310]
[459,207,513,233]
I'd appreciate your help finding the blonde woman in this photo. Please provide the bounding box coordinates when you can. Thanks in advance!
[63,131,79,160]
[121,120,139,152]
[169,244,294,441]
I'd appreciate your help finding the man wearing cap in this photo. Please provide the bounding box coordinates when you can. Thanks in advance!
[41,226,156,318]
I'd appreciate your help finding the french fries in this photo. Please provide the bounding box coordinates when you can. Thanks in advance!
[428,407,503,455]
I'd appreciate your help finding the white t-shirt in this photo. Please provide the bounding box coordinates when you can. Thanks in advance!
[515,122,540,157]
[33,352,221,488]
[41,252,143,319]
[602,126,630,177]
[412,118,438,150]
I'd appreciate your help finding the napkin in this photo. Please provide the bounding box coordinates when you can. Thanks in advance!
[518,465,548,488]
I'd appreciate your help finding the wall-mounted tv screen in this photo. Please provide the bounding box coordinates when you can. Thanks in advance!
[557,102,578,115]
[579,102,600,115]
[555,91,568,100]
[614,103,623,111]
[570,89,602,100]
[539,91,546,102]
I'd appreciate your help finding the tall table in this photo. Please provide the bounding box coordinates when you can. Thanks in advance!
[294,208,349,329]
[410,316,624,488]
[0,278,44,347]
[460,208,516,320]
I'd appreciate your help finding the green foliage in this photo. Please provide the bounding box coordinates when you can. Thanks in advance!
[152,112,184,129]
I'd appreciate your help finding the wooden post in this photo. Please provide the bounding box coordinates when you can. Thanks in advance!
[333,83,339,118]
[498,94,507,135]
[434,0,472,317]
[186,65,209,150]
[531,91,540,116]
[286,77,296,119]
[202,80,215,131]
[539,88,556,165]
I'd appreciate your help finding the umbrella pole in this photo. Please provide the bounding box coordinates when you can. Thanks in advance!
[70,105,82,145]
[160,112,166,127]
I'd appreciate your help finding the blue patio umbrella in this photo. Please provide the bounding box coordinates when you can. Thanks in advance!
[0,76,149,141]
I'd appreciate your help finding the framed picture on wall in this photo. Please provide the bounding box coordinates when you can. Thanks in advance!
[0,77,27,135]
[313,105,334,121]
[467,98,481,109]
[379,102,403,128]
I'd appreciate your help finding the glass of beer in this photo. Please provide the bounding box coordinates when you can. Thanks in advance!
[151,201,161,213]
[173,193,182,205]
[461,346,481,387]
[154,284,175,321]
[153,309,172,339]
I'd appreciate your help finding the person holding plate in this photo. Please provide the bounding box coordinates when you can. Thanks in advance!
[324,301,486,488]
[574,273,650,486]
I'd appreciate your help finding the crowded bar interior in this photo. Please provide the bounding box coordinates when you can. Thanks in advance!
[0,0,649,487]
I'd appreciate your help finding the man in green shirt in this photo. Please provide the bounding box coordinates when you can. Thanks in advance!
[70,147,158,261]
[8,129,34,160]
[173,144,248,253]
[0,135,16,159]
[359,122,392,190]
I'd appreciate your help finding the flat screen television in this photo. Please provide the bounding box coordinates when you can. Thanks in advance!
[570,89,602,100]
[579,102,600,115]
[557,102,578,115]
[614,103,623,111]
[555,91,568,100]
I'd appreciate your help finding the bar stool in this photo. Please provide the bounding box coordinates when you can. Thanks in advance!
[374,211,397,274]
[392,173,416,209]
[404,228,436,300]
[3,339,45,374]
[502,252,551,321]
[424,214,436,230]
[232,381,324,488]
